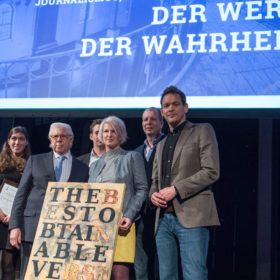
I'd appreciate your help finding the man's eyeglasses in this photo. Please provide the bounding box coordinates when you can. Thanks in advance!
[50,134,71,141]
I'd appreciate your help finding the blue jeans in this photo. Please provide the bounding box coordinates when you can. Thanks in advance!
[155,213,209,280]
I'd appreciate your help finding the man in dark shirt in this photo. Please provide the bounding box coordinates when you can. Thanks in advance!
[135,107,164,280]
[150,86,220,280]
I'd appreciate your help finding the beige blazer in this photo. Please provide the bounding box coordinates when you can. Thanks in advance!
[150,121,220,233]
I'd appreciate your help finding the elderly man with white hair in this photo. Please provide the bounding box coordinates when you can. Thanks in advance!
[9,122,89,280]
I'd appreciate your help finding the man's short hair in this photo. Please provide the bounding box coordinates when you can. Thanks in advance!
[90,119,103,134]
[98,116,127,145]
[144,107,163,122]
[160,86,187,106]
[48,122,73,138]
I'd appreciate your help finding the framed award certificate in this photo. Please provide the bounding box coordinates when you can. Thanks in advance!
[0,179,18,215]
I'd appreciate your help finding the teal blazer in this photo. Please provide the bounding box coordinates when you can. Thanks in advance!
[88,148,148,222]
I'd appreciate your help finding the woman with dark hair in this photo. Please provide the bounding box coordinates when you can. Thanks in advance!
[88,116,148,280]
[0,126,31,280]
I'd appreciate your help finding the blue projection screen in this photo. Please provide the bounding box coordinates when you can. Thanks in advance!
[0,0,280,109]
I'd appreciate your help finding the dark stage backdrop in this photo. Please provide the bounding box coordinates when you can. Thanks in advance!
[0,114,278,280]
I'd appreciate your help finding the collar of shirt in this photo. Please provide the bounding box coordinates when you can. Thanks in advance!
[144,133,165,161]
[168,121,187,135]
[144,143,153,161]
[53,151,72,182]
[144,132,165,148]
[153,133,165,146]
[89,149,101,166]
[90,149,98,157]
[53,150,72,161]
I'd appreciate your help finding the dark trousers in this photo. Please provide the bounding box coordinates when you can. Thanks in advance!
[19,242,32,280]
[134,213,159,280]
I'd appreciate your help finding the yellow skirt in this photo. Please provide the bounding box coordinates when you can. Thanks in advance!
[113,223,136,263]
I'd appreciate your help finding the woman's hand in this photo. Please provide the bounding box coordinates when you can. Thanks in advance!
[2,214,10,225]
[0,209,7,222]
[119,217,132,231]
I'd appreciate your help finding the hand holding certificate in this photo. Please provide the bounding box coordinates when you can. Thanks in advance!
[0,179,18,216]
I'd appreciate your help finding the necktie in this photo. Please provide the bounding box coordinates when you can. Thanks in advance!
[55,155,66,181]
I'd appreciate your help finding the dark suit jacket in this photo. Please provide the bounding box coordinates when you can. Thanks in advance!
[135,144,154,189]
[77,152,90,166]
[135,135,165,243]
[150,121,220,232]
[9,152,89,242]
[135,134,165,189]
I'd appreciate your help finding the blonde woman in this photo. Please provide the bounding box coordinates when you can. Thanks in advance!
[88,116,148,280]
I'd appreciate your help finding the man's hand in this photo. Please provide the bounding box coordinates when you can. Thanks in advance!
[119,217,132,231]
[10,228,21,250]
[0,209,7,221]
[159,186,177,202]
[151,192,167,208]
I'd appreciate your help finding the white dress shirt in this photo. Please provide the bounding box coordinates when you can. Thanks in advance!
[53,151,72,182]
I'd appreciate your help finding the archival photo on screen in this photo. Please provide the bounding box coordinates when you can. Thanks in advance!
[0,0,280,109]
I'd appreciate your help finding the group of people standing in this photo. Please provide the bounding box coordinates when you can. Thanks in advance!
[0,86,220,280]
